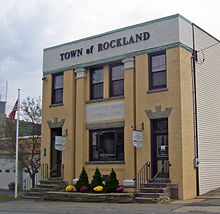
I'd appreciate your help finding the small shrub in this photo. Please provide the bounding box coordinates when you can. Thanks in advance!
[75,167,90,192]
[90,167,104,190]
[105,168,119,193]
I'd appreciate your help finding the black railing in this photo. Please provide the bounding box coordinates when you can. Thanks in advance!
[151,160,171,183]
[41,163,49,182]
[41,163,64,182]
[50,163,64,178]
[23,163,64,191]
[134,162,151,193]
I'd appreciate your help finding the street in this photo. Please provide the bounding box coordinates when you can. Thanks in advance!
[0,199,220,214]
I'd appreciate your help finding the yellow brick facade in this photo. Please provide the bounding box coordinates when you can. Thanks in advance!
[41,45,197,200]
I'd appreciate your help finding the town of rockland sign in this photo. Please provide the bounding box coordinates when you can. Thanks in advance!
[60,31,150,61]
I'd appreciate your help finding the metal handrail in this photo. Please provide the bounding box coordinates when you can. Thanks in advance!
[50,163,64,178]
[41,163,49,182]
[151,160,171,183]
[134,162,151,193]
[23,163,64,191]
[41,163,64,182]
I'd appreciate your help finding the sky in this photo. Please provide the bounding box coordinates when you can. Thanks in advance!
[0,0,220,115]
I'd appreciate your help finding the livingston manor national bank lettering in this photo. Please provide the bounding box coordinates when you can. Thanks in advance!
[41,14,220,200]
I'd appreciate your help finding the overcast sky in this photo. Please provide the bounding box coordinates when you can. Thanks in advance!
[1,0,220,114]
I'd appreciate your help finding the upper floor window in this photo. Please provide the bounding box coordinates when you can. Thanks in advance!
[52,73,63,104]
[90,67,103,100]
[110,63,124,97]
[149,52,166,90]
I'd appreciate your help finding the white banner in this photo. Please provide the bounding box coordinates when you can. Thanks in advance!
[55,136,66,151]
[133,131,143,148]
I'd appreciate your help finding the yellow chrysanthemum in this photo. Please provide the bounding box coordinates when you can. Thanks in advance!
[93,186,103,192]
[65,185,74,192]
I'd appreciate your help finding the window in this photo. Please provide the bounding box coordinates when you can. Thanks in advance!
[110,63,124,97]
[149,52,166,90]
[52,73,63,104]
[90,67,103,100]
[90,128,124,161]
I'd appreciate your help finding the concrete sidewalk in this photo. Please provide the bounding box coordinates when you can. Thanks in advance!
[196,187,220,199]
[172,186,220,205]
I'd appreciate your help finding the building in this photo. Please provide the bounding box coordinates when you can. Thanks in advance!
[0,135,41,190]
[0,101,41,190]
[41,14,220,200]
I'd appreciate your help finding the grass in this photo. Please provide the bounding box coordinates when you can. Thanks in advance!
[0,196,21,201]
[0,196,15,201]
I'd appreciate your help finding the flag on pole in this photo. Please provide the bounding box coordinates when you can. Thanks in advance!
[9,100,18,123]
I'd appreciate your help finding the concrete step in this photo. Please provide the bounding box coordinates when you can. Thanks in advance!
[31,187,59,192]
[22,191,45,200]
[135,197,158,203]
[140,187,168,193]
[36,184,62,189]
[22,195,43,200]
[40,180,67,186]
[136,192,169,199]
[149,178,171,183]
[141,183,170,188]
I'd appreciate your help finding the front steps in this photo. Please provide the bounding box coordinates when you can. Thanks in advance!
[135,179,171,203]
[22,177,68,200]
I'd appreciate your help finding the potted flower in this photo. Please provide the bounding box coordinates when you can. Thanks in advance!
[93,186,103,193]
[8,182,15,191]
[80,186,88,192]
[65,185,75,192]
[116,186,124,193]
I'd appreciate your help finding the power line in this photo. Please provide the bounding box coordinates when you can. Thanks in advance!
[198,41,220,52]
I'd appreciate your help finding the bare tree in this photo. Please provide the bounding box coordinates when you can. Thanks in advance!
[0,97,41,189]
[20,97,41,188]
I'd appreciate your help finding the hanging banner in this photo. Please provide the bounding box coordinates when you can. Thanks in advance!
[55,136,66,151]
[133,131,143,148]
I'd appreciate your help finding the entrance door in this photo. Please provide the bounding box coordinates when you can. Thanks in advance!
[151,119,169,179]
[50,128,62,177]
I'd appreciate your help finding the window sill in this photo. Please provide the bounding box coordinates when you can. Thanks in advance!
[147,88,168,94]
[85,161,125,165]
[86,96,124,104]
[49,103,64,108]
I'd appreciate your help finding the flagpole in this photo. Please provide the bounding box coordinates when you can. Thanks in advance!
[15,89,20,199]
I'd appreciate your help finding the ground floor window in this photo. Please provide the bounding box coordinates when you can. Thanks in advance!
[90,128,124,161]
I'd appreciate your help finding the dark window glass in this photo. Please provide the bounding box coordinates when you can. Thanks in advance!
[110,63,124,97]
[5,169,10,173]
[149,52,166,89]
[90,128,124,161]
[52,73,63,104]
[90,67,103,99]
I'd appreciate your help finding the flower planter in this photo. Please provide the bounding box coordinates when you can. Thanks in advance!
[44,192,135,203]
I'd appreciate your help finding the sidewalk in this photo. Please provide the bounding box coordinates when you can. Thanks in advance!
[172,186,220,205]
[196,187,220,199]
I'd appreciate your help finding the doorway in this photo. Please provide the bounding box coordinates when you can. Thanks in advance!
[151,119,169,179]
[50,128,62,177]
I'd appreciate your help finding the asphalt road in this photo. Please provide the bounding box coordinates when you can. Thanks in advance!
[0,199,220,214]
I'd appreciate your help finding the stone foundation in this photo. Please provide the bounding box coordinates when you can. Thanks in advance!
[44,192,135,203]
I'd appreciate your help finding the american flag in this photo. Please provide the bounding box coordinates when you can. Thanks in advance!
[9,100,18,123]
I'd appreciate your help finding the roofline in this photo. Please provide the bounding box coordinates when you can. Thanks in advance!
[44,14,192,52]
[43,42,193,75]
